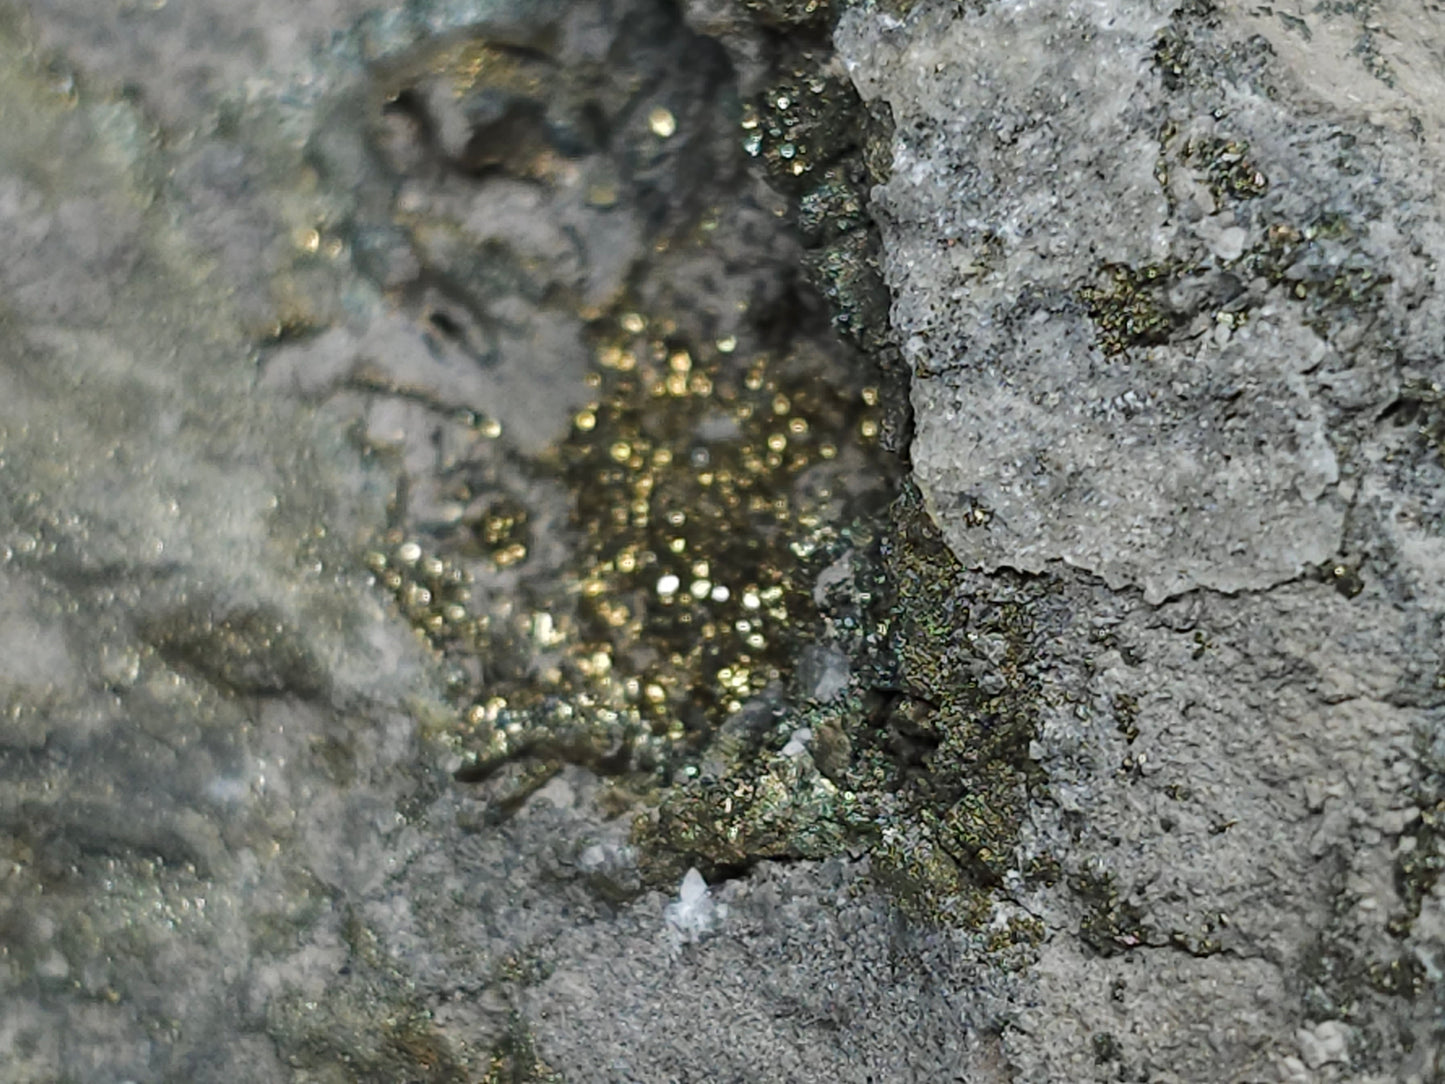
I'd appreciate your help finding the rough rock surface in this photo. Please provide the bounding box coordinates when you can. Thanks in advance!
[3,0,1444,1081]
[0,1,965,1082]
[838,0,1445,1079]
[842,0,1445,604]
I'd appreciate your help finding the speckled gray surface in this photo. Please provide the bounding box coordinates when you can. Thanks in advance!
[0,1,981,1081]
[840,0,1445,605]
[839,0,1445,1079]
[2,0,1443,1081]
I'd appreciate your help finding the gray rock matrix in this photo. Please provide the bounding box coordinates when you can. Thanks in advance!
[0,1,1439,1084]
[838,0,1445,1079]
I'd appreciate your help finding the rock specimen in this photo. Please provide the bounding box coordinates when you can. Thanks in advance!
[838,0,1445,1078]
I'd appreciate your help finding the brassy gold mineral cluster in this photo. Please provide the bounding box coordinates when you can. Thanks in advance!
[369,310,884,781]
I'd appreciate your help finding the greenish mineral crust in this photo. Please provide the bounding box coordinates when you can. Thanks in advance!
[864,486,1046,911]
[1189,136,1269,205]
[1152,0,1277,99]
[801,228,895,359]
[637,483,1050,931]
[745,65,861,199]
[1233,215,1389,325]
[1392,798,1444,937]
[1152,0,1223,92]
[1070,870,1150,958]
[478,1018,564,1084]
[262,904,478,1082]
[1078,262,1184,357]
[741,0,832,29]
[637,738,860,881]
[268,987,466,1084]
[1079,203,1390,357]
[796,162,868,246]
[740,16,905,441]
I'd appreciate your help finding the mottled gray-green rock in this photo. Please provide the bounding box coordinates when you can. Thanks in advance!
[0,2,963,1082]
[10,0,1445,1079]
[843,0,1445,605]
[839,0,1445,1080]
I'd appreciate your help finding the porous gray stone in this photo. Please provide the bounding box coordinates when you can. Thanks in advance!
[7,0,1445,1080]
[838,0,1445,1078]
[840,0,1445,604]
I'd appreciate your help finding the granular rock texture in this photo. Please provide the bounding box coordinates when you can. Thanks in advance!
[838,0,1445,1079]
[4,0,1445,1081]
[841,0,1445,605]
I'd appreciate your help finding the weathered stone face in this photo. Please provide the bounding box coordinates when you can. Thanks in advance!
[0,2,919,1080]
[7,0,1445,1079]
[839,0,1445,605]
[838,0,1445,1078]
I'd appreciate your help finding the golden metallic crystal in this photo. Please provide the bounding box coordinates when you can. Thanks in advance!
[374,307,884,777]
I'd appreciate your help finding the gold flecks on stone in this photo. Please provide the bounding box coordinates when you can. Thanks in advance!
[515,314,879,750]
[369,310,885,778]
